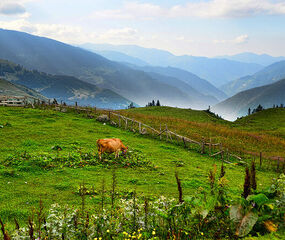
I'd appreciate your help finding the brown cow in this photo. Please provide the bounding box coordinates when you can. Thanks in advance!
[97,138,128,160]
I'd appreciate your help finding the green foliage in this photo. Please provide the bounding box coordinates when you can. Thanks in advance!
[4,148,152,170]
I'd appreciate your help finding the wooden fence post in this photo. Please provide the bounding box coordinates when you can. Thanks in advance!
[182,137,186,148]
[108,111,111,120]
[201,139,205,154]
[139,122,141,134]
[118,114,121,127]
[209,138,212,156]
[259,152,262,167]
[277,157,280,172]
[166,124,168,141]
[94,107,96,114]
[125,118,128,130]
[160,123,162,140]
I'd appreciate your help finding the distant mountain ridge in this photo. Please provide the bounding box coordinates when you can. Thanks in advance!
[0,29,217,109]
[221,60,285,96]
[217,52,285,66]
[80,43,263,86]
[124,64,227,101]
[0,59,132,108]
[213,78,285,120]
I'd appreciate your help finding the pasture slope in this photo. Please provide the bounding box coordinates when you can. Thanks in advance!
[0,106,282,238]
[119,106,285,161]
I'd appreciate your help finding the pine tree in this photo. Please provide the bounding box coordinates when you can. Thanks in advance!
[156,100,160,106]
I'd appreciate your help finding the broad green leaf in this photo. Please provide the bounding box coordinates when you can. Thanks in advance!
[236,211,258,237]
[230,204,243,223]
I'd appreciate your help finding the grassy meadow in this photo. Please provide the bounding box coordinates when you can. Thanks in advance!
[0,106,283,239]
[119,106,285,160]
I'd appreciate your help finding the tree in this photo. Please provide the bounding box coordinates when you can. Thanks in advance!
[128,102,135,109]
[156,100,160,106]
[248,108,251,115]
[52,98,58,105]
[152,100,155,106]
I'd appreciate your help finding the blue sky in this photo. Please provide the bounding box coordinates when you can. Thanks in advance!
[1,0,285,57]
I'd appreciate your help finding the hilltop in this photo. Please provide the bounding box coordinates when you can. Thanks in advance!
[213,78,285,120]
[235,108,285,138]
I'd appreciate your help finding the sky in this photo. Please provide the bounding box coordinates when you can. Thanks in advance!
[0,0,285,57]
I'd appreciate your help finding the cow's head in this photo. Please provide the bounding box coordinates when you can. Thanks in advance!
[122,146,128,155]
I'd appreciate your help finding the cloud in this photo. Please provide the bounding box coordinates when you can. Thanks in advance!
[90,0,285,20]
[214,34,249,44]
[0,19,139,44]
[99,27,138,40]
[0,2,26,16]
[234,34,249,44]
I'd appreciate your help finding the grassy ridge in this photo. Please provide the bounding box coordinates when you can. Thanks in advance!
[0,106,277,225]
[119,106,285,159]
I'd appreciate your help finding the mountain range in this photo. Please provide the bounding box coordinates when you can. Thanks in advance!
[0,59,131,108]
[80,43,263,87]
[124,64,227,101]
[0,29,221,109]
[217,52,285,66]
[213,78,285,120]
[221,60,285,96]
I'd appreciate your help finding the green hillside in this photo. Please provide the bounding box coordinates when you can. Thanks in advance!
[0,78,47,101]
[121,106,227,124]
[234,108,285,138]
[0,107,277,223]
[213,78,285,120]
[119,106,285,159]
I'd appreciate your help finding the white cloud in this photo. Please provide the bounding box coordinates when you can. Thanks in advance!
[214,34,249,44]
[0,19,139,44]
[90,0,285,20]
[234,34,249,44]
[0,1,26,16]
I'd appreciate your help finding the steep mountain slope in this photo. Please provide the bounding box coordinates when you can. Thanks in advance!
[213,78,285,120]
[0,59,131,108]
[0,29,213,108]
[222,60,285,96]
[218,52,285,66]
[126,64,227,101]
[0,78,47,101]
[81,43,263,86]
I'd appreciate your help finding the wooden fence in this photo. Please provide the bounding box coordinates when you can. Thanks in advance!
[3,101,284,172]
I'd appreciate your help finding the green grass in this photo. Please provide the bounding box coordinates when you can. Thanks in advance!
[235,108,285,138]
[0,107,278,225]
[119,106,285,159]
[122,106,228,124]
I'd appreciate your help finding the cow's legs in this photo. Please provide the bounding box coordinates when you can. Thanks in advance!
[98,151,102,160]
[115,150,120,158]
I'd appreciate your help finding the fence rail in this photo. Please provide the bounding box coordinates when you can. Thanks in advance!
[3,101,283,172]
